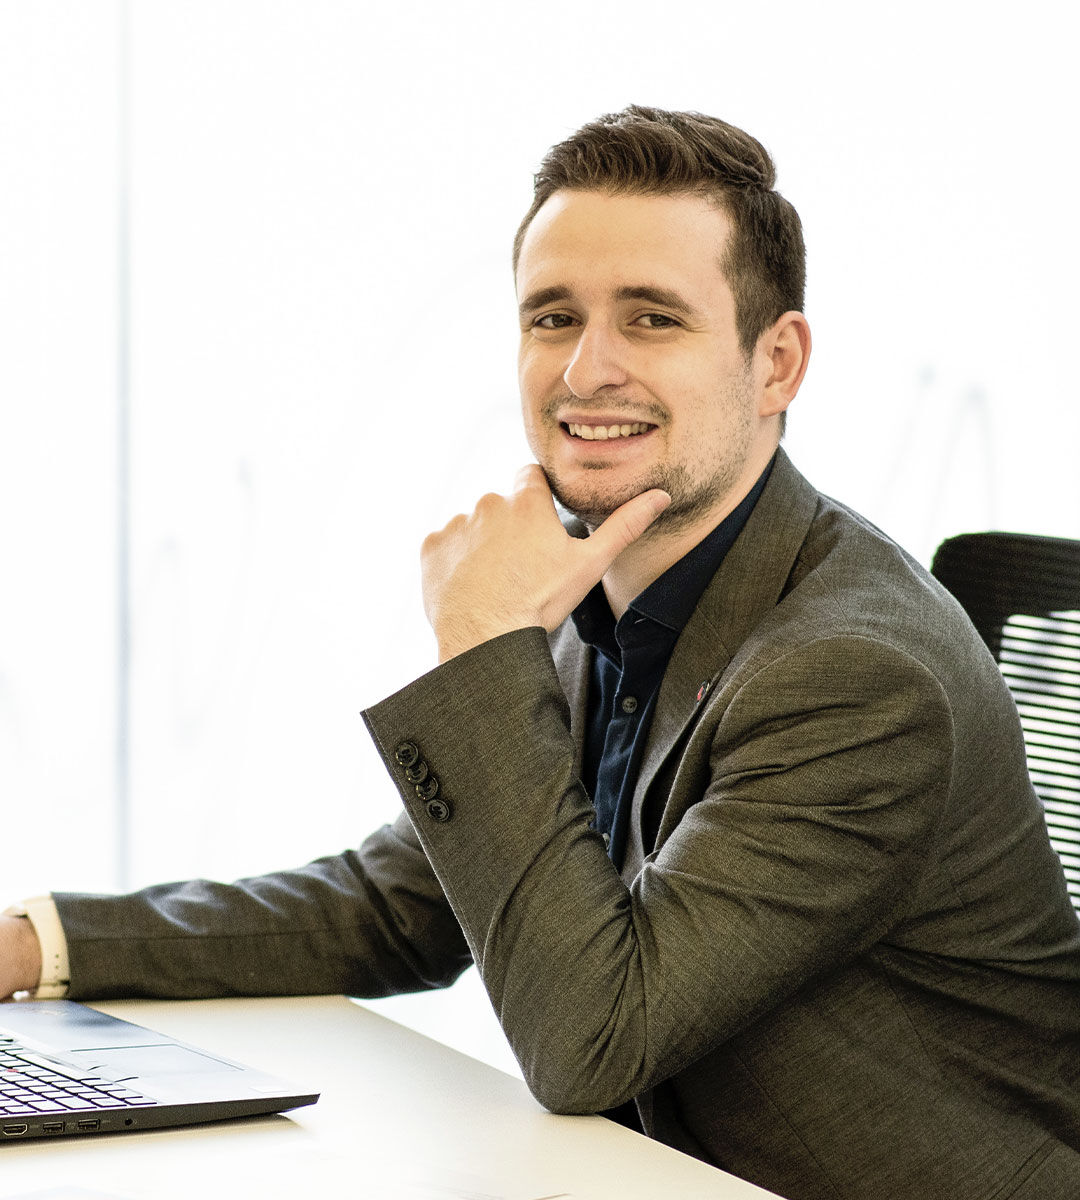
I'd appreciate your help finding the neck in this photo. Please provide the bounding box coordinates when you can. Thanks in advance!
[601,442,777,619]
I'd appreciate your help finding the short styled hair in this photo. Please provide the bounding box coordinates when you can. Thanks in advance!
[513,105,806,359]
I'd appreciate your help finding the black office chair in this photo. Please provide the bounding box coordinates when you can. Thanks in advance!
[931,532,1080,911]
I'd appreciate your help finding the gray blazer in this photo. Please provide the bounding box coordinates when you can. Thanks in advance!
[57,452,1080,1200]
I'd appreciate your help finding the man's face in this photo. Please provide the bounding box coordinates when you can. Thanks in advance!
[516,189,772,533]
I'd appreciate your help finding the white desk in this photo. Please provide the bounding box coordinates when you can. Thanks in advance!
[0,996,783,1200]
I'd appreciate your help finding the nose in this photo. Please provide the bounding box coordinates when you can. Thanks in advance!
[562,323,630,399]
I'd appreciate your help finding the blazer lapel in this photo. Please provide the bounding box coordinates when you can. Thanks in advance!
[626,451,821,866]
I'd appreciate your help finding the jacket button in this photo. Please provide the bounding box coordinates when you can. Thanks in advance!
[395,741,420,768]
[416,776,440,802]
[425,798,452,823]
[404,760,429,784]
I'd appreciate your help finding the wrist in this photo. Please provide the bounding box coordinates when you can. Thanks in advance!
[2,914,43,995]
[435,616,532,664]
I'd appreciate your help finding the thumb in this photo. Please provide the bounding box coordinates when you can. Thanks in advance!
[586,488,671,567]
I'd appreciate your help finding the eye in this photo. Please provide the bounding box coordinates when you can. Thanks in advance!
[534,312,578,330]
[634,312,680,329]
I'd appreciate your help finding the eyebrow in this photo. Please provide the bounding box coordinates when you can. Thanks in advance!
[518,286,572,320]
[517,283,698,321]
[614,285,696,318]
[518,278,705,321]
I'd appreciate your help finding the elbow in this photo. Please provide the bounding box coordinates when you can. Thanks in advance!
[497,959,649,1114]
[526,1077,599,1116]
[518,1049,639,1116]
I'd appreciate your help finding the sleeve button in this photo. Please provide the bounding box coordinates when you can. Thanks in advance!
[415,776,440,802]
[404,760,429,784]
[394,741,420,768]
[425,798,452,823]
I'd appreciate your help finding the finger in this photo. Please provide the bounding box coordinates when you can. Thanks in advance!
[586,489,671,567]
[513,463,551,495]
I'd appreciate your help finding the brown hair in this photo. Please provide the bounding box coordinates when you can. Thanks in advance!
[513,105,806,359]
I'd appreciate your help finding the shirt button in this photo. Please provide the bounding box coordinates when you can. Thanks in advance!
[620,696,639,715]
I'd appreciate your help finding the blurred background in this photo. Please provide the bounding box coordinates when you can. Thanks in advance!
[1,0,1077,1068]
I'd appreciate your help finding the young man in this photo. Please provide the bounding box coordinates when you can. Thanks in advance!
[4,107,1080,1200]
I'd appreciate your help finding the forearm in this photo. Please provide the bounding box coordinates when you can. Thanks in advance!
[364,628,657,1109]
[54,820,471,1001]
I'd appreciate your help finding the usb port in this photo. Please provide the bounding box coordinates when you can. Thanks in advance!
[42,1121,65,1134]
[76,1119,101,1132]
[2,1124,28,1136]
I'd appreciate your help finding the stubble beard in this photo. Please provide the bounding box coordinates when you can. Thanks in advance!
[538,382,755,536]
[547,461,734,535]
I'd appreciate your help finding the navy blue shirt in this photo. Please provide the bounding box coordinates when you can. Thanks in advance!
[571,459,774,869]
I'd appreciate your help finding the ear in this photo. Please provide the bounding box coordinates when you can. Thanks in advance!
[756,311,811,418]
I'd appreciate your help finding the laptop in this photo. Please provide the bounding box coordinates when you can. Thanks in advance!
[0,999,318,1140]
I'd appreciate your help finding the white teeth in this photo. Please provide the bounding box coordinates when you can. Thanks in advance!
[567,422,650,440]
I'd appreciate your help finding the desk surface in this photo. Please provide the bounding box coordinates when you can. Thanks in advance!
[0,996,783,1200]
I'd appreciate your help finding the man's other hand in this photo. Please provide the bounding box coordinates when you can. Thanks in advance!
[0,915,43,998]
[422,465,670,662]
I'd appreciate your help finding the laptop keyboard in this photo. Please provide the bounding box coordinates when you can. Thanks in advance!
[0,1033,157,1118]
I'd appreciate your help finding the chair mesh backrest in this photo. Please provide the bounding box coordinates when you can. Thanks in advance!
[931,533,1080,911]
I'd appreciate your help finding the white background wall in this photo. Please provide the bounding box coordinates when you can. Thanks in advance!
[1,0,1078,1066]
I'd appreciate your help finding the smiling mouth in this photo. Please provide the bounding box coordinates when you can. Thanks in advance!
[564,421,655,441]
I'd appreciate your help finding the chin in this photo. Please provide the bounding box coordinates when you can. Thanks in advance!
[547,478,645,530]
[549,460,746,539]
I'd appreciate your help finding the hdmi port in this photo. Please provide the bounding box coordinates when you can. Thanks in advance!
[2,1124,28,1136]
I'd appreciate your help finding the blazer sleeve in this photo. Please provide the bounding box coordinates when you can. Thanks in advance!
[53,811,472,1000]
[361,625,956,1114]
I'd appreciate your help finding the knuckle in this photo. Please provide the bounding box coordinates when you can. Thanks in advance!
[475,491,504,514]
[422,513,463,551]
